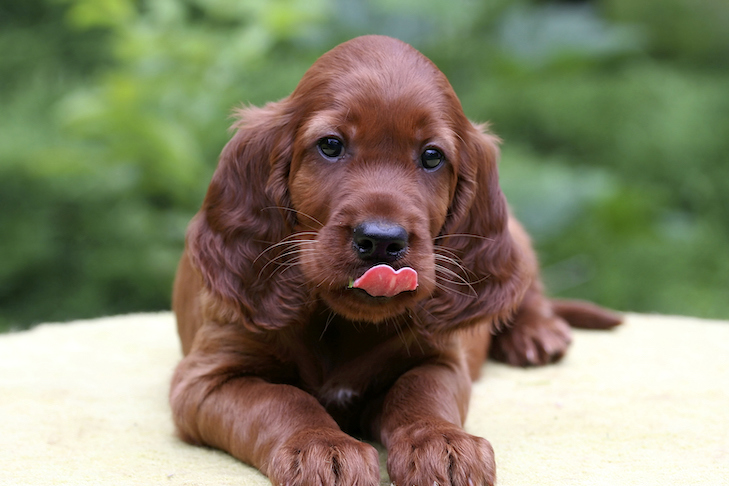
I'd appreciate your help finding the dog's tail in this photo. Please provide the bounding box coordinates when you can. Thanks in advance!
[551,299,623,330]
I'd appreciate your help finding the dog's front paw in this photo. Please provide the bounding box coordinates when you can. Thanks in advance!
[490,313,572,367]
[268,429,380,486]
[387,422,495,486]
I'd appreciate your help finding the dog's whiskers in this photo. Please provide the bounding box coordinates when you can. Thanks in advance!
[320,311,337,340]
[433,253,475,278]
[405,312,427,355]
[434,265,476,291]
[258,247,314,275]
[256,235,317,279]
[390,316,409,354]
[430,249,486,298]
[260,206,325,230]
[433,247,477,276]
[253,232,318,264]
[423,272,478,299]
[382,314,402,343]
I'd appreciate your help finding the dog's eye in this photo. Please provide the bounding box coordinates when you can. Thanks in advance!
[318,137,345,159]
[420,148,445,170]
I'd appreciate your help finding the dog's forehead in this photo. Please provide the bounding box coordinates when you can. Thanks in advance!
[294,38,464,149]
[295,36,456,108]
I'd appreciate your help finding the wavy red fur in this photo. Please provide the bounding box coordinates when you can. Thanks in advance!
[170,35,622,486]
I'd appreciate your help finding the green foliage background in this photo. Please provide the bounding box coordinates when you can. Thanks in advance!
[1,0,728,330]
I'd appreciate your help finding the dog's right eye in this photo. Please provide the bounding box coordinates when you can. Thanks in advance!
[317,137,345,159]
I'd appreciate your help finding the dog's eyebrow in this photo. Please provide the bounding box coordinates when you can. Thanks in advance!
[301,112,345,142]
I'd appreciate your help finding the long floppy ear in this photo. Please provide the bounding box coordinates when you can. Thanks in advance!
[186,100,309,331]
[419,124,531,334]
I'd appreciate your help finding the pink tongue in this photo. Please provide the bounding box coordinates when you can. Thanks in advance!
[351,264,418,297]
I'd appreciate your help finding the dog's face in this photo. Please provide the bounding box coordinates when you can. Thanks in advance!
[191,36,516,333]
[284,39,472,322]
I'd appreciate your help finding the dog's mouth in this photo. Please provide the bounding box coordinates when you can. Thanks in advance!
[348,264,418,298]
[313,260,427,322]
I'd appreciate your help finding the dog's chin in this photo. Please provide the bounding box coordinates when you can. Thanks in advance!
[319,287,423,323]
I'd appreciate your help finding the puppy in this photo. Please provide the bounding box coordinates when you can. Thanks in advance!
[170,35,621,486]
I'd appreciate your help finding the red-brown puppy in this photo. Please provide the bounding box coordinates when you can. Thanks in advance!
[171,35,621,486]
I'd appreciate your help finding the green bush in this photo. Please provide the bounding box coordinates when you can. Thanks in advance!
[2,0,728,330]
[0,0,334,329]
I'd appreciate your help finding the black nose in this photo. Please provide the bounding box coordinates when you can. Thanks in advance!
[352,221,409,263]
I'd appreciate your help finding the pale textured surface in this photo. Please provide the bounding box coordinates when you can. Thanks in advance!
[0,313,727,485]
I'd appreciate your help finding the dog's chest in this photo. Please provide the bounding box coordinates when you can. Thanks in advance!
[295,316,431,419]
[319,384,360,408]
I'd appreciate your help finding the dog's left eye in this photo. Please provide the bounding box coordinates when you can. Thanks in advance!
[318,137,345,159]
[420,148,445,170]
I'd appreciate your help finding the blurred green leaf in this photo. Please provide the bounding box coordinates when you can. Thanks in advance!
[496,3,645,70]
[2,0,729,329]
[64,0,136,29]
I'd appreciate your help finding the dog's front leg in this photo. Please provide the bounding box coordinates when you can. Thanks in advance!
[378,351,496,486]
[170,332,380,486]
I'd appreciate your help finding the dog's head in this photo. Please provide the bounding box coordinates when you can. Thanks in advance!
[189,36,528,333]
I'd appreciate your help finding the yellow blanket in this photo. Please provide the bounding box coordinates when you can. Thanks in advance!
[1,313,727,485]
